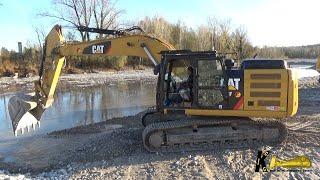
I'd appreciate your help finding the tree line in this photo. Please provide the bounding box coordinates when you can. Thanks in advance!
[138,16,254,61]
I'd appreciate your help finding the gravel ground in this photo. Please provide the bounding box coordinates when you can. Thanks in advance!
[0,69,319,179]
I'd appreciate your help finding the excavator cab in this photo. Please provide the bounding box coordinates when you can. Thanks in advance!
[159,50,226,109]
[158,50,244,113]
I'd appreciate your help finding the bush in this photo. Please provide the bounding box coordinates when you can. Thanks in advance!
[107,56,127,70]
[0,59,38,77]
[70,55,128,70]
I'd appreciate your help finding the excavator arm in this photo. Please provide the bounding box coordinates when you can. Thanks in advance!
[8,25,175,136]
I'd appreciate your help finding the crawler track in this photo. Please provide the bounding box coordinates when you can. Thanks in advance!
[143,117,287,152]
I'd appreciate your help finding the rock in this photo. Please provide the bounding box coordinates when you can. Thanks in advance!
[60,168,68,175]
[193,156,198,161]
[13,73,19,78]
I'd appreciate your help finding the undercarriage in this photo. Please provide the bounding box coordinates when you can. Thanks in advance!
[142,113,286,152]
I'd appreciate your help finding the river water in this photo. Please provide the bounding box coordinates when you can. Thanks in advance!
[0,81,156,141]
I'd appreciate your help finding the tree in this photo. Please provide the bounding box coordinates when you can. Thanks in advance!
[39,0,123,42]
[232,26,254,60]
[217,19,234,54]
[34,26,46,50]
[196,25,211,51]
[66,31,76,41]
[1,47,9,59]
[207,17,219,50]
[139,16,172,42]
[170,21,182,49]
[39,0,93,41]
[92,0,124,38]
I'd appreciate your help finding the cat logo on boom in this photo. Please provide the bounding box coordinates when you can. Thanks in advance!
[92,45,105,54]
[83,42,111,55]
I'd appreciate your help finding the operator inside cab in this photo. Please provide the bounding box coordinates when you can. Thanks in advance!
[165,66,193,106]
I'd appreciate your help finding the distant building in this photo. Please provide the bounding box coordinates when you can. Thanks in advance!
[18,42,22,54]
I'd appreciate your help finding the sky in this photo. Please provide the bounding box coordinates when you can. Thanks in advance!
[0,0,319,51]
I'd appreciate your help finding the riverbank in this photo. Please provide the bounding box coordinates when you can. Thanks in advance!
[0,68,157,94]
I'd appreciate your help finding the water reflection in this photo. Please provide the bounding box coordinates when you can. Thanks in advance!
[0,81,156,140]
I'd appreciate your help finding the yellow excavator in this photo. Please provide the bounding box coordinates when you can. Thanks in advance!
[8,25,298,152]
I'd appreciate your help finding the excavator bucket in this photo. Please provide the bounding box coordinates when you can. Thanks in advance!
[8,93,44,136]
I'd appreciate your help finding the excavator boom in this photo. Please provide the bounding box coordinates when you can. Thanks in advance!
[8,25,175,135]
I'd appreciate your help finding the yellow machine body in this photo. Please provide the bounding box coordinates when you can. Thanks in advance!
[173,69,298,118]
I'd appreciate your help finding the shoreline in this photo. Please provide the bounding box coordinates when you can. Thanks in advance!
[0,68,157,94]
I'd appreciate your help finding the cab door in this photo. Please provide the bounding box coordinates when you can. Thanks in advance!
[195,59,226,109]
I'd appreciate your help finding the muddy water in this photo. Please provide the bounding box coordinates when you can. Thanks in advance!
[0,81,156,141]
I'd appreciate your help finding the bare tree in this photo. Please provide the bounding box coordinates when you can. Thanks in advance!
[233,26,248,60]
[207,17,219,50]
[34,26,46,50]
[217,19,234,54]
[207,17,234,53]
[28,26,47,65]
[80,0,93,41]
[39,0,97,41]
[196,26,211,51]
[66,31,76,41]
[93,0,124,38]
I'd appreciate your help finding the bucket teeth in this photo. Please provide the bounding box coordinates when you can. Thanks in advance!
[13,120,41,136]
[8,95,45,136]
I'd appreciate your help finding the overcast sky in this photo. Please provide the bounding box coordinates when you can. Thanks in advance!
[0,0,319,51]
